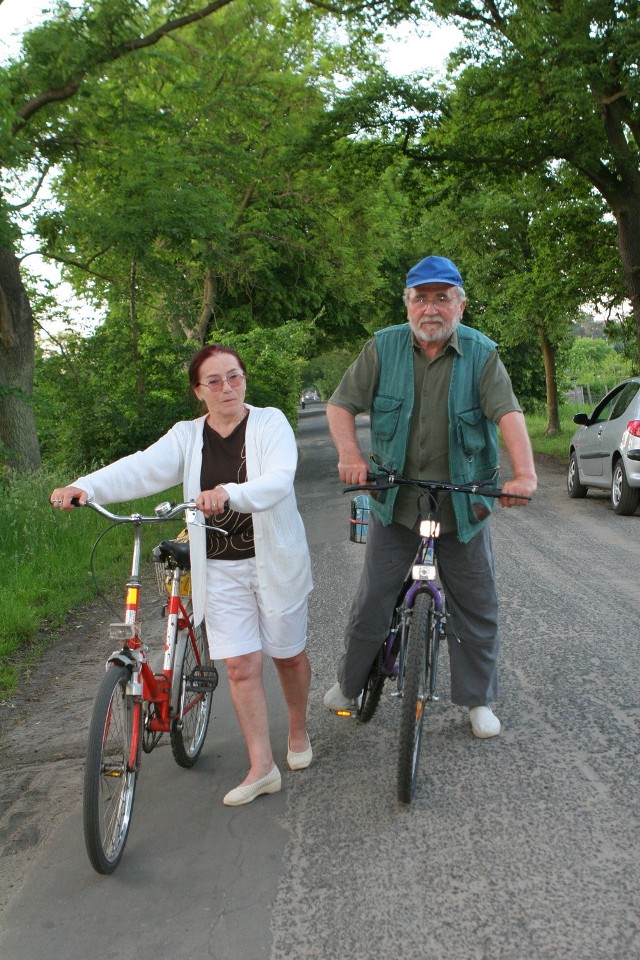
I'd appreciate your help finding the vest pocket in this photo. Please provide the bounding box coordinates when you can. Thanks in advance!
[371,394,403,441]
[456,407,488,456]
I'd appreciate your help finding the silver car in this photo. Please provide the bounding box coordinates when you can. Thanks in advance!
[567,376,640,514]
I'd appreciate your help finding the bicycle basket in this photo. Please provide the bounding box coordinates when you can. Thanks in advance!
[349,494,370,544]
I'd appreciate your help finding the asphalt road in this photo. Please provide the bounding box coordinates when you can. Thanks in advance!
[1,404,639,959]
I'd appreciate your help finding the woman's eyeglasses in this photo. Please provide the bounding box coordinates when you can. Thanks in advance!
[199,372,246,392]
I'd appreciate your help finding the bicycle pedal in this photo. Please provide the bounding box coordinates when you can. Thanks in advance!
[186,665,219,693]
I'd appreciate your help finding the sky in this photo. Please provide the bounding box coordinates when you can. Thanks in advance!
[1,0,463,74]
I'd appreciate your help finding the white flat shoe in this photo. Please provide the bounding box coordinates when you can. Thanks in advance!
[287,736,313,770]
[223,765,281,806]
[469,705,501,739]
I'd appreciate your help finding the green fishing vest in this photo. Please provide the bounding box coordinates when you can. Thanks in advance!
[369,322,500,542]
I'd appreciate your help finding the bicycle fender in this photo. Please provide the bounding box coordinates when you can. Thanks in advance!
[107,648,138,671]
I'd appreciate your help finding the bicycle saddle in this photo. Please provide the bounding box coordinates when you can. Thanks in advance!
[152,539,191,570]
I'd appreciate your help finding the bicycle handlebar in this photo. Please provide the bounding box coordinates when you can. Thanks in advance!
[343,470,531,501]
[71,498,229,533]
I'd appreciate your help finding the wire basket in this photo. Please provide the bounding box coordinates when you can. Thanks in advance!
[349,494,370,544]
[154,562,191,597]
[154,561,168,596]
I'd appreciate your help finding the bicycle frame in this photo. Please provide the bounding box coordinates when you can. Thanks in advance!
[381,518,445,688]
[81,501,219,765]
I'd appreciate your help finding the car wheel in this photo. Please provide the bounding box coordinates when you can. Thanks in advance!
[611,460,640,515]
[567,451,588,499]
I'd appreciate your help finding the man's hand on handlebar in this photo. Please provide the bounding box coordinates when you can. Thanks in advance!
[337,455,369,486]
[498,476,537,508]
[49,485,89,510]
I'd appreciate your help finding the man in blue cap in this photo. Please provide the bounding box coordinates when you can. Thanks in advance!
[323,255,537,738]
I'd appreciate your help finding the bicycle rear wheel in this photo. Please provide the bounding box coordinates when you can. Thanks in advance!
[357,649,384,723]
[83,664,140,874]
[170,618,216,768]
[397,592,433,804]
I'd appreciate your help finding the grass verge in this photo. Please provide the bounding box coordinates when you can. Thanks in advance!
[0,472,184,696]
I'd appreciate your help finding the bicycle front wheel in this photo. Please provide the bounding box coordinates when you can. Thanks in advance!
[83,664,140,874]
[397,592,433,804]
[170,618,215,768]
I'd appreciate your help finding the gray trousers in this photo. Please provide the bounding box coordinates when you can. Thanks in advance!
[337,512,500,707]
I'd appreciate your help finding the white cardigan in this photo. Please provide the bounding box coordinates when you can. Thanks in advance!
[73,406,313,626]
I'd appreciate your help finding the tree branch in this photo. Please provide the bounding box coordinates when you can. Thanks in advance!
[13,0,237,134]
[7,162,53,210]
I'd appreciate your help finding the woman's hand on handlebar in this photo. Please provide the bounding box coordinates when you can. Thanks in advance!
[49,485,89,510]
[196,486,230,518]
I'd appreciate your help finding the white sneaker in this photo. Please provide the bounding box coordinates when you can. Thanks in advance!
[469,705,501,739]
[323,682,356,713]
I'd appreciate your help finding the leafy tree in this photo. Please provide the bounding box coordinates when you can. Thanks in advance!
[34,312,312,472]
[309,56,623,428]
[399,0,640,363]
[565,335,633,396]
[1,0,239,472]
[39,2,402,348]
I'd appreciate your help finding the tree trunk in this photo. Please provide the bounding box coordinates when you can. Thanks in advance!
[198,267,217,345]
[614,199,640,366]
[539,326,560,435]
[129,260,145,413]
[0,247,42,472]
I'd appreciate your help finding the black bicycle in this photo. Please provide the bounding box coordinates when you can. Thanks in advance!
[344,470,522,803]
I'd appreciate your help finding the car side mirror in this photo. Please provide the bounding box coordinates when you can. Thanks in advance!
[573,412,589,426]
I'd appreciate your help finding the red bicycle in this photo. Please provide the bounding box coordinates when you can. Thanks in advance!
[78,499,221,874]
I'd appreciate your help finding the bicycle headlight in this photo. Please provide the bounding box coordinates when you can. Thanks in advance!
[412,564,436,581]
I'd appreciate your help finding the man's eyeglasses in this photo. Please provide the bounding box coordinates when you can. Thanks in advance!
[409,293,458,308]
[199,372,246,392]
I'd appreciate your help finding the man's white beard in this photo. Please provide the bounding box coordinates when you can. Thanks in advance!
[410,315,460,344]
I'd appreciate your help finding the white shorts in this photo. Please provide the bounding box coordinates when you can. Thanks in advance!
[203,557,308,660]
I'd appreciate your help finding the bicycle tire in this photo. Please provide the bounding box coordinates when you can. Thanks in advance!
[357,649,385,723]
[395,617,409,695]
[397,592,433,804]
[170,617,215,768]
[83,664,139,874]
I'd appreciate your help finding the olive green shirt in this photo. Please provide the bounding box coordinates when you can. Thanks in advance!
[329,328,521,532]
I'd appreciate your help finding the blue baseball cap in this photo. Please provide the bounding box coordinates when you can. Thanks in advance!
[406,255,463,289]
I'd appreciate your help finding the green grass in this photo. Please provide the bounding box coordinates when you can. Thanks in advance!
[0,472,185,696]
[0,406,585,696]
[520,403,588,460]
